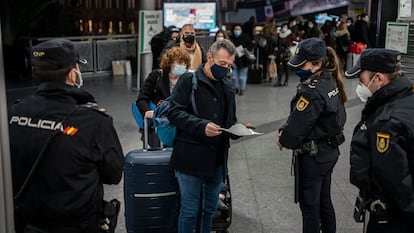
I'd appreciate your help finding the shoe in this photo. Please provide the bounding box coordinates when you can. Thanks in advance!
[234,89,239,94]
[239,90,244,95]
[273,83,282,87]
[283,82,288,86]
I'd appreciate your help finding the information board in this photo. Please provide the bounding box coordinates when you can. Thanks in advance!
[385,22,410,54]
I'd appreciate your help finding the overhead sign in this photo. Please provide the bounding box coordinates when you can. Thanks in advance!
[139,10,163,54]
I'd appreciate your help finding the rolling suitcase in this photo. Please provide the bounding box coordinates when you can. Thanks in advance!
[124,119,179,233]
[247,48,263,84]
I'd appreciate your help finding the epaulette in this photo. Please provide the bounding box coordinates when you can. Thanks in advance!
[307,79,318,89]
[80,102,108,116]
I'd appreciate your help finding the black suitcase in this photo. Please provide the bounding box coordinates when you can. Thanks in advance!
[247,48,263,84]
[124,120,179,233]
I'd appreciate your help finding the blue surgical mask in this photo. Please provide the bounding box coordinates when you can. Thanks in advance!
[74,70,83,88]
[294,69,314,82]
[211,64,228,80]
[233,30,241,37]
[172,64,187,76]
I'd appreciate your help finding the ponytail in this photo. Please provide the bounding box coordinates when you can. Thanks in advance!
[324,46,347,104]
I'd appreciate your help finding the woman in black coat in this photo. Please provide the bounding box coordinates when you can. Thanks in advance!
[136,47,191,147]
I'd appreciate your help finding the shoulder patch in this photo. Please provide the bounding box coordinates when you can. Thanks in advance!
[296,96,310,111]
[376,132,390,153]
[80,102,108,116]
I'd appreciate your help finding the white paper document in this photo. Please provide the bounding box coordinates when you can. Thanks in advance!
[235,45,245,58]
[220,123,263,136]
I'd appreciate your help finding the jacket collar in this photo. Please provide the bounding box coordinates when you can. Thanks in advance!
[36,82,96,105]
[363,76,413,116]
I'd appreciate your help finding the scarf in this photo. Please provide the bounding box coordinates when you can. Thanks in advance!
[180,39,202,71]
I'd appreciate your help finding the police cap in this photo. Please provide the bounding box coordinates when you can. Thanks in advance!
[288,38,326,68]
[31,39,87,71]
[345,48,401,78]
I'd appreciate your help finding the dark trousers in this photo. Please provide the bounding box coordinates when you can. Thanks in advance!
[277,61,290,85]
[298,155,337,233]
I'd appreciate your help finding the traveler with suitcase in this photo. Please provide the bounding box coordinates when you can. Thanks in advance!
[134,47,191,147]
[168,39,239,233]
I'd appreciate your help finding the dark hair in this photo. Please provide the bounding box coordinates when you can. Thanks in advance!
[32,62,74,82]
[159,47,191,74]
[323,46,348,103]
[214,30,229,41]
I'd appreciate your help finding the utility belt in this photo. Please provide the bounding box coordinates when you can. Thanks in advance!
[293,132,345,156]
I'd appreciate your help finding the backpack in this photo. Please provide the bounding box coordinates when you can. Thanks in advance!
[131,69,163,129]
[153,73,198,147]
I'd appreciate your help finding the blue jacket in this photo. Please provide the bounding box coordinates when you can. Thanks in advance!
[168,65,237,176]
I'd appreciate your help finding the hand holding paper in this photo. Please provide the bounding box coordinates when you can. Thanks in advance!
[220,123,263,136]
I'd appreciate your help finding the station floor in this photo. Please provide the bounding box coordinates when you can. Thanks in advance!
[6,72,364,233]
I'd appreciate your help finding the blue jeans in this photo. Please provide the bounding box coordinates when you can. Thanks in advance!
[232,66,248,91]
[175,166,224,233]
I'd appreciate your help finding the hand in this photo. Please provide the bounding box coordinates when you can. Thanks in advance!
[276,131,284,150]
[144,110,154,119]
[205,122,222,137]
[244,123,255,129]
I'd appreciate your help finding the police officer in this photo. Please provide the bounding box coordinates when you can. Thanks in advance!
[9,39,124,233]
[346,49,414,232]
[276,38,347,233]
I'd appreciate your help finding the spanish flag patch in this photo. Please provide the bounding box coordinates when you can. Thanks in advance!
[296,96,310,111]
[376,132,390,153]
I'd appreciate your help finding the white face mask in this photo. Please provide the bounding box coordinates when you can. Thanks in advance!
[74,70,83,88]
[355,76,375,102]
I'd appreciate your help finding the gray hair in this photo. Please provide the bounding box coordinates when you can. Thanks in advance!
[208,39,236,57]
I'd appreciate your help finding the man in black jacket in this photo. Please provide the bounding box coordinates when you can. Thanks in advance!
[168,39,237,233]
[345,49,414,232]
[9,39,124,233]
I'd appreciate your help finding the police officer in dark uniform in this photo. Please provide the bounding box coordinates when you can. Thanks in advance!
[276,38,347,233]
[9,39,124,233]
[345,49,414,233]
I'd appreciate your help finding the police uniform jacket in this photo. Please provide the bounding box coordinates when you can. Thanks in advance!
[350,76,414,215]
[168,66,237,177]
[136,69,170,115]
[9,82,124,230]
[279,71,346,162]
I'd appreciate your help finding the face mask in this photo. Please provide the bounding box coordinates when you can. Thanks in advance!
[74,70,83,88]
[355,77,375,102]
[216,37,224,41]
[183,34,195,44]
[172,64,187,76]
[290,22,296,27]
[308,24,314,29]
[347,23,351,27]
[294,69,314,82]
[211,63,228,81]
[281,28,287,33]
[233,30,241,37]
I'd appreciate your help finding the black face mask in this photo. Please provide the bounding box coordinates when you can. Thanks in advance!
[211,64,228,80]
[183,35,195,44]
